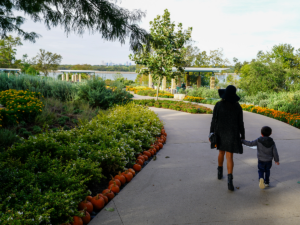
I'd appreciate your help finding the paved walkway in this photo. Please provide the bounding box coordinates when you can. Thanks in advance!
[90,96,300,225]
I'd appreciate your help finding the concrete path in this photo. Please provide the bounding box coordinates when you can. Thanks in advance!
[90,98,300,225]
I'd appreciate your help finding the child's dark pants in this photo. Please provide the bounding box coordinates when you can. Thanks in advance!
[258,160,272,184]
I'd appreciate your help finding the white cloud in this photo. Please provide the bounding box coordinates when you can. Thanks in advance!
[15,0,300,64]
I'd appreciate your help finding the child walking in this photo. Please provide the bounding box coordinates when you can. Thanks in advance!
[242,126,279,189]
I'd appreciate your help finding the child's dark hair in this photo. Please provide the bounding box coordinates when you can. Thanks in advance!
[261,126,272,137]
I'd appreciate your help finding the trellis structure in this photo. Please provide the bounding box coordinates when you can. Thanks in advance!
[148,67,230,91]
[58,70,97,82]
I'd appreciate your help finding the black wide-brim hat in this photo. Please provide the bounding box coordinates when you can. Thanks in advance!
[218,85,240,103]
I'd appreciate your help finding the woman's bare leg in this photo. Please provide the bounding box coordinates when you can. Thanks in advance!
[226,152,234,174]
[218,150,225,167]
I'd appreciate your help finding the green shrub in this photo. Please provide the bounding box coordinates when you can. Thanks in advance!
[32,126,42,134]
[0,129,20,152]
[78,79,133,109]
[0,103,162,224]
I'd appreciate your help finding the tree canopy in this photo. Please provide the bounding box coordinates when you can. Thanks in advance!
[129,9,192,99]
[33,49,62,76]
[0,0,151,51]
[0,35,22,68]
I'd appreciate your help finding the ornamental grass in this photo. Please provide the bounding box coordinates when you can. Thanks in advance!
[241,104,300,128]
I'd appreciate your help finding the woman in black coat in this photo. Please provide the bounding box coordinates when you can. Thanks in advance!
[209,85,245,191]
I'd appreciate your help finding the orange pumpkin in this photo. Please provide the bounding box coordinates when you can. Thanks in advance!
[142,154,148,161]
[136,159,144,166]
[109,177,121,187]
[122,171,133,182]
[152,148,157,154]
[143,151,151,157]
[86,196,93,202]
[102,189,115,200]
[128,168,136,176]
[98,193,108,204]
[158,143,163,149]
[81,210,91,224]
[91,194,105,211]
[133,163,142,172]
[78,199,93,214]
[108,182,120,193]
[137,155,145,162]
[71,216,83,225]
[115,172,126,185]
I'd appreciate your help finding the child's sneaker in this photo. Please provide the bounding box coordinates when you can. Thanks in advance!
[265,183,269,187]
[259,178,265,189]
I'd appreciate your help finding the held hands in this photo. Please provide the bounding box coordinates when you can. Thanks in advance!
[275,162,280,165]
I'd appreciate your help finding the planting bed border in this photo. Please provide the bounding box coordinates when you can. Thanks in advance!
[73,128,168,225]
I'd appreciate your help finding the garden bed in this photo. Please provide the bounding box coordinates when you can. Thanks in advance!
[0,103,165,224]
[134,99,212,114]
[241,104,300,129]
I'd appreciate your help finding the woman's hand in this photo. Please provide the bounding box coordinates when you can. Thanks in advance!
[208,139,211,143]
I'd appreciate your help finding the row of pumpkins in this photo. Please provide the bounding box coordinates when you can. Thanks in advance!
[66,128,167,225]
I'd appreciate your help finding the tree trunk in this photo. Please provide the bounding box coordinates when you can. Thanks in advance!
[156,77,160,101]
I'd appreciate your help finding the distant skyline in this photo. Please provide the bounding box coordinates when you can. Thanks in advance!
[15,0,300,65]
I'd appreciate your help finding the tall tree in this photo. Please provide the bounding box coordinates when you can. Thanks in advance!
[33,49,62,76]
[129,9,192,100]
[256,43,300,69]
[0,35,22,68]
[1,0,151,51]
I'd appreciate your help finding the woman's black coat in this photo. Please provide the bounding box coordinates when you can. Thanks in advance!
[210,100,245,154]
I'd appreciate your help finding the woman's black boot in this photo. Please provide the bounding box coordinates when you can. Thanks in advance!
[228,174,234,191]
[217,166,223,180]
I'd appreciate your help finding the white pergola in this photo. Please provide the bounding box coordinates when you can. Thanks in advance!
[149,67,230,91]
[0,68,21,72]
[58,70,97,82]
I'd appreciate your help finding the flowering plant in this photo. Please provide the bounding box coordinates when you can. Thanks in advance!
[0,90,44,126]
[241,104,300,128]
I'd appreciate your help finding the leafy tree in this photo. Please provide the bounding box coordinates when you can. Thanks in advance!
[1,0,150,51]
[33,49,62,76]
[0,35,22,68]
[239,61,287,95]
[71,64,92,70]
[208,48,230,69]
[256,43,300,69]
[233,57,249,74]
[194,51,210,67]
[26,66,39,75]
[129,9,192,100]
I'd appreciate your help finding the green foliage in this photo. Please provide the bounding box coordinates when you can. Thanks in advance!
[32,125,42,134]
[239,61,288,95]
[0,128,20,152]
[0,103,162,224]
[130,9,192,100]
[1,0,150,51]
[0,36,23,68]
[239,91,300,114]
[78,79,133,109]
[32,49,62,76]
[134,99,212,114]
[186,87,219,99]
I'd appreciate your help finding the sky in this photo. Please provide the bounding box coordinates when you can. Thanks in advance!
[14,0,300,65]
